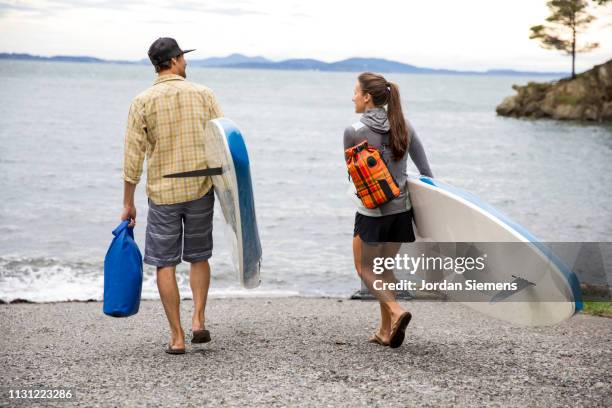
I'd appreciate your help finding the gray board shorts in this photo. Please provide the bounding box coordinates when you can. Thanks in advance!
[144,189,214,267]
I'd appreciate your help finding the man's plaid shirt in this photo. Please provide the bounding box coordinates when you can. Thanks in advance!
[123,74,223,205]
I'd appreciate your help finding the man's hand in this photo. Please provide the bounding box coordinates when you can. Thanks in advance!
[121,205,137,228]
[122,180,138,228]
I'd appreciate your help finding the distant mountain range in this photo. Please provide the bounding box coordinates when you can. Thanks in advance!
[0,52,566,76]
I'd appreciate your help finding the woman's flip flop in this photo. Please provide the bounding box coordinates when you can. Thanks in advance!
[388,312,412,348]
[191,329,211,344]
[368,332,389,346]
[165,344,186,355]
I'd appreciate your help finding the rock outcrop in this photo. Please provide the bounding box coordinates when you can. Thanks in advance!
[496,59,612,122]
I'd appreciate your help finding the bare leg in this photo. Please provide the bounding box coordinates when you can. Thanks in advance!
[353,236,407,343]
[189,260,211,332]
[377,242,404,341]
[156,266,185,349]
[376,303,391,342]
[352,234,363,275]
[354,236,388,341]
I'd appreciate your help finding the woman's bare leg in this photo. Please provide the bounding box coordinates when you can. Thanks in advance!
[353,235,387,340]
[377,242,404,341]
[353,236,407,343]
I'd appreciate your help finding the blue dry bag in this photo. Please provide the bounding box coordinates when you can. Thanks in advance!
[103,220,143,317]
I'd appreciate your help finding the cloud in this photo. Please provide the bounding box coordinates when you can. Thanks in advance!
[0,0,142,19]
[0,0,268,20]
[45,0,142,10]
[162,1,268,16]
[197,7,267,16]
[0,1,45,17]
[0,0,608,71]
[0,1,35,11]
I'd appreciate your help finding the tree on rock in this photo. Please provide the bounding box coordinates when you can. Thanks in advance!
[529,0,599,79]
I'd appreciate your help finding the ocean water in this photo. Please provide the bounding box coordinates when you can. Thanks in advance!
[0,60,610,302]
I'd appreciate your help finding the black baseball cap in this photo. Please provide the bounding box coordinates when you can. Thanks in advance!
[148,37,195,65]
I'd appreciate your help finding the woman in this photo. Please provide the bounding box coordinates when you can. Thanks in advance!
[344,72,433,348]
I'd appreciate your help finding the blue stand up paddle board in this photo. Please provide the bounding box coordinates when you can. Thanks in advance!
[208,119,262,288]
[164,118,262,288]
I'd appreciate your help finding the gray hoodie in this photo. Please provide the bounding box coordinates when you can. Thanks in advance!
[343,107,433,216]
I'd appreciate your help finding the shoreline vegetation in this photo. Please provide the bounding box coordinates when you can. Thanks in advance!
[583,301,612,317]
[0,52,568,77]
[496,58,612,122]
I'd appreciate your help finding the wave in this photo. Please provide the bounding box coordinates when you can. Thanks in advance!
[0,256,351,303]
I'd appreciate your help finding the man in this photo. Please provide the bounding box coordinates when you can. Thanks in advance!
[121,37,222,355]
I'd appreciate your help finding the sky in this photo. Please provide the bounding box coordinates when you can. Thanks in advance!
[0,0,611,72]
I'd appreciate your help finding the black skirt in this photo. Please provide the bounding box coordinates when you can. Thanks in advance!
[353,210,416,244]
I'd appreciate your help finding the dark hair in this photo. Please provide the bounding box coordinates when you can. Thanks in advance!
[358,72,410,160]
[154,59,173,73]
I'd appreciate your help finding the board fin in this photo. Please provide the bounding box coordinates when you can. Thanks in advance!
[489,275,536,304]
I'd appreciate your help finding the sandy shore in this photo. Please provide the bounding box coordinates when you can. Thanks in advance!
[1,298,610,407]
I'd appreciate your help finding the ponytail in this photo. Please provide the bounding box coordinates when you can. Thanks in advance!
[386,82,409,160]
[358,72,410,160]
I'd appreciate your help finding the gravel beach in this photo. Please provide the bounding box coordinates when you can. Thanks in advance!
[1,298,610,407]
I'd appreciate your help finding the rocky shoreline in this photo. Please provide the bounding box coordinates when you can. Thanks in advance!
[1,298,611,406]
[496,59,612,122]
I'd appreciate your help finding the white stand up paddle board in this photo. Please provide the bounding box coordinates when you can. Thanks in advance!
[407,175,582,326]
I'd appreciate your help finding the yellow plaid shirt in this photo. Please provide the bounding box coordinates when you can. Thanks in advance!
[123,74,223,205]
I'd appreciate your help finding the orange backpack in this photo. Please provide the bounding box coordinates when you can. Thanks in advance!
[345,141,400,209]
